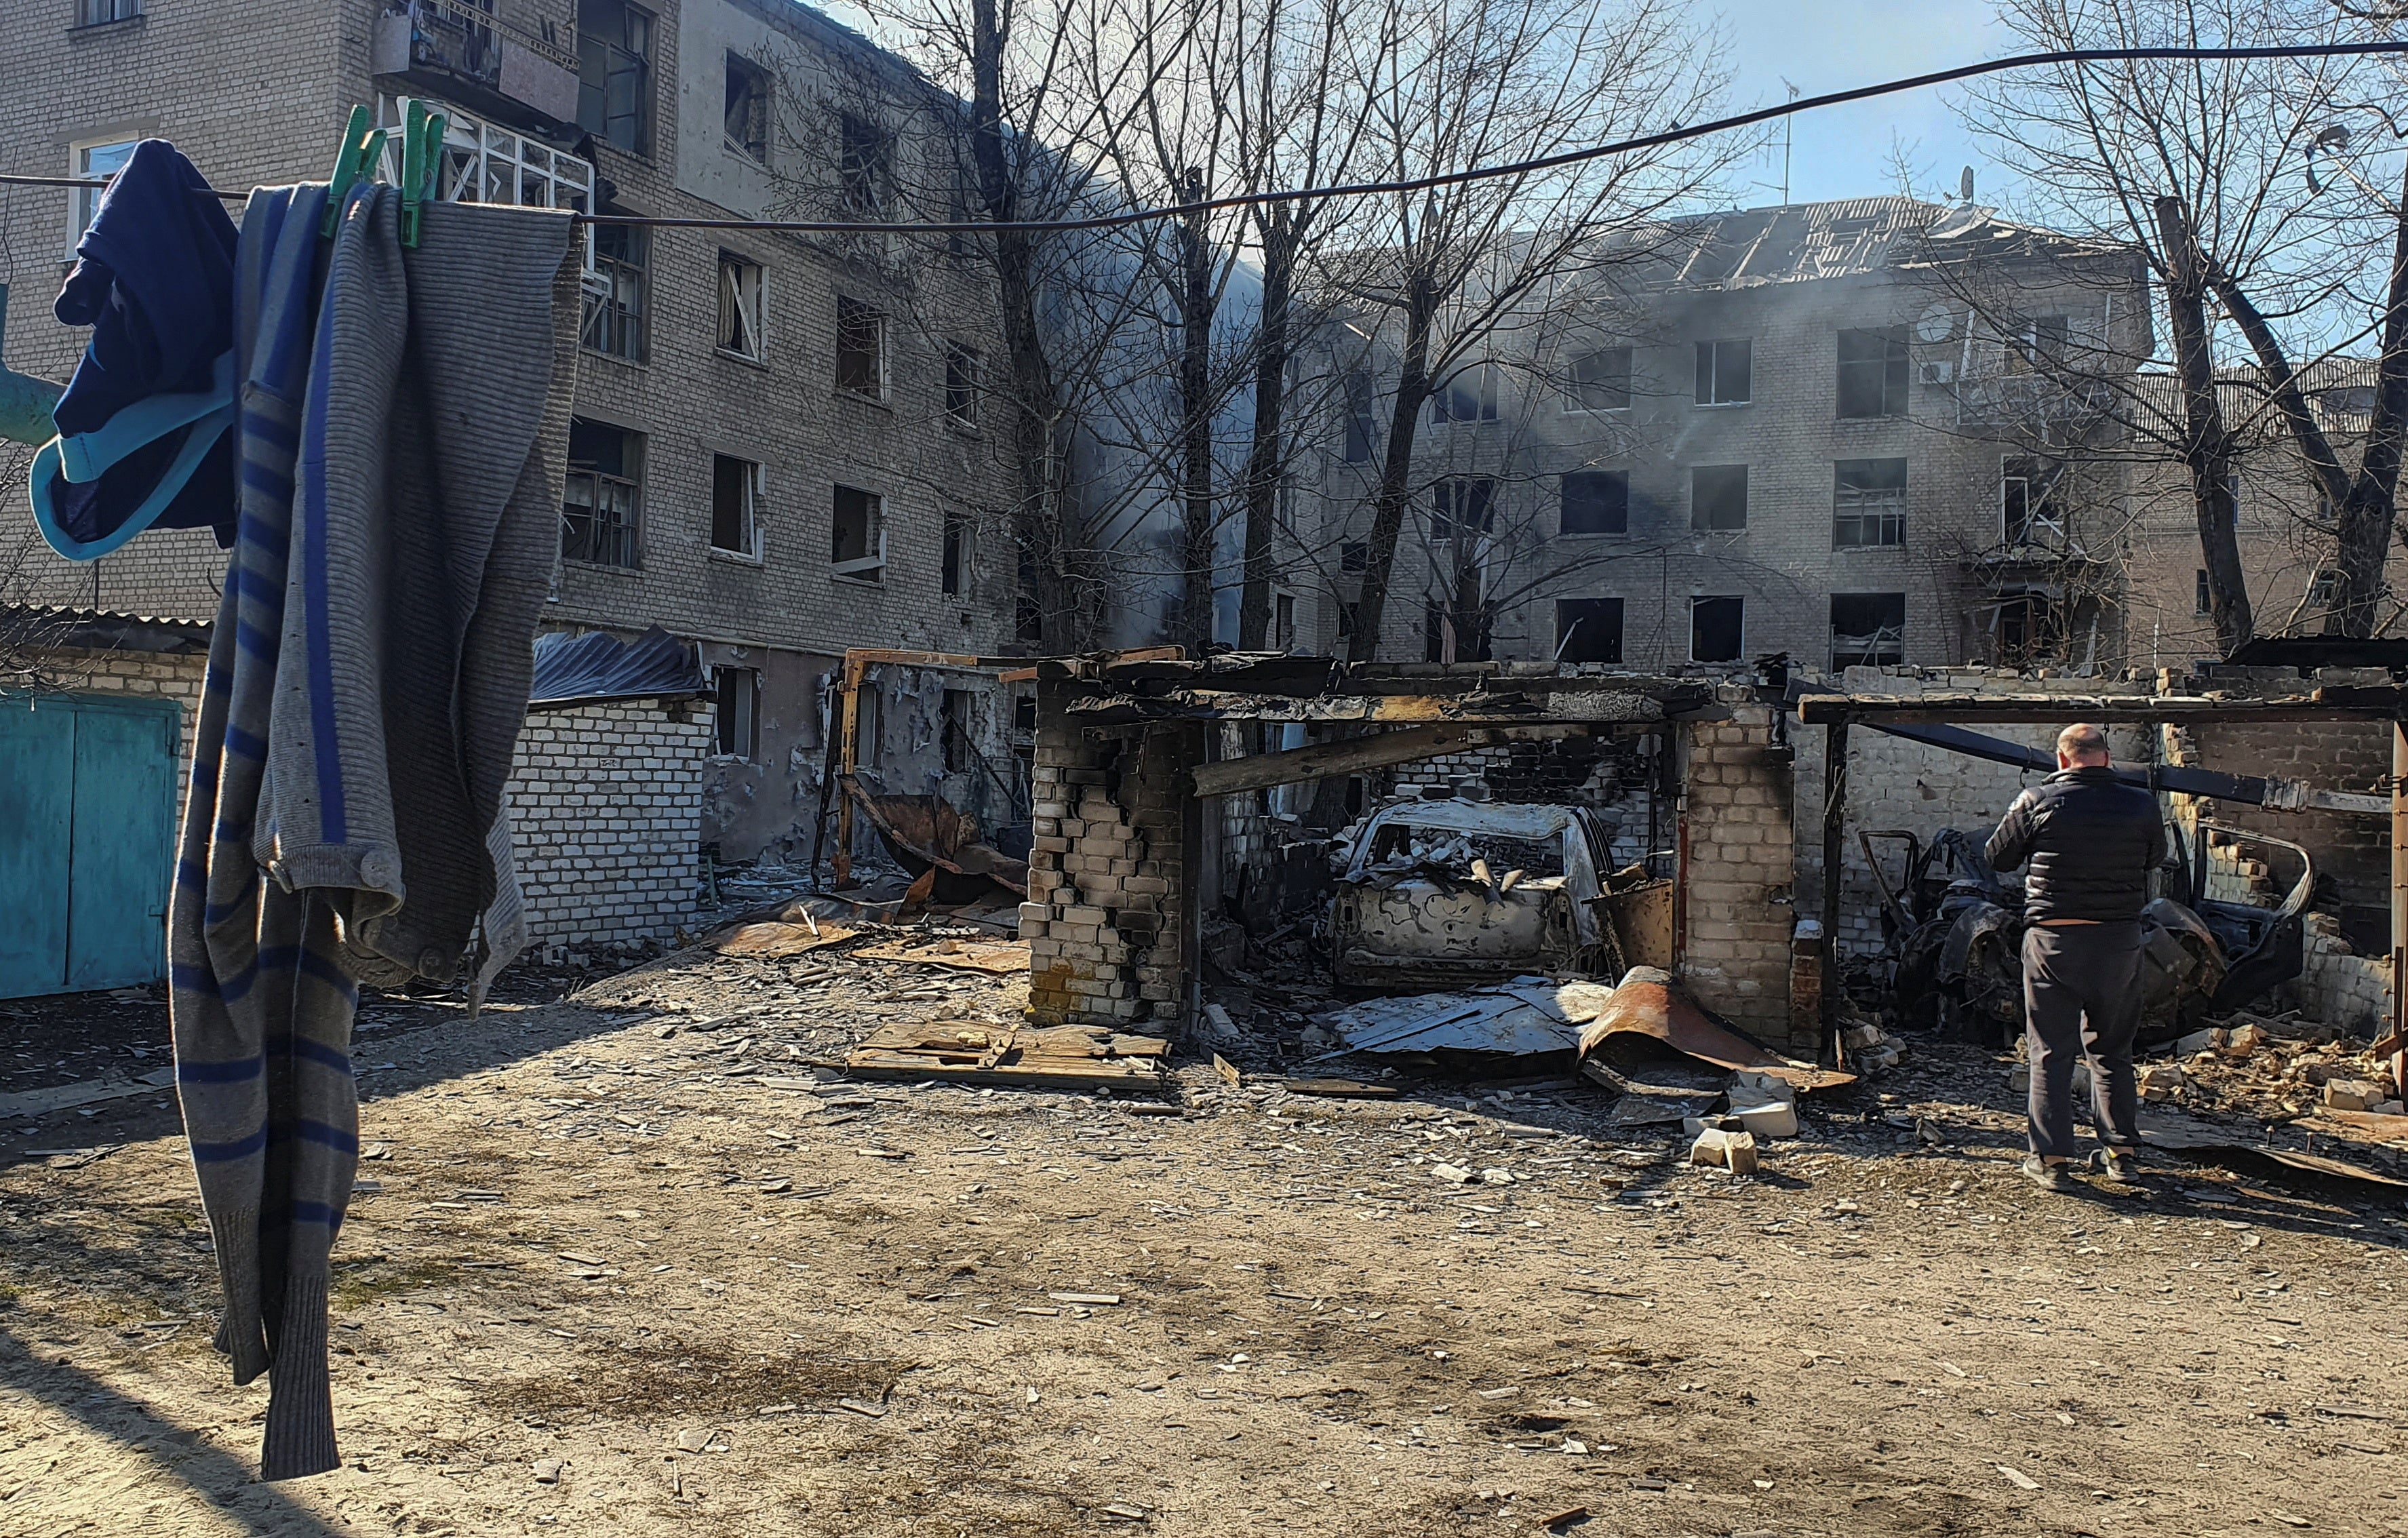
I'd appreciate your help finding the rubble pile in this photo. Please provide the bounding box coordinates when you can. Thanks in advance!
[2141,1013,2407,1132]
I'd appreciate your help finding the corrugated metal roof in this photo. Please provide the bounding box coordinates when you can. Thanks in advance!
[1658,196,2119,289]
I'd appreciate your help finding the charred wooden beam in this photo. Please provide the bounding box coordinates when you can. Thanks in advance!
[1798,690,2408,725]
[1187,724,1592,797]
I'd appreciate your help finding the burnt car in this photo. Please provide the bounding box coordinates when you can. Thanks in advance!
[1869,820,2310,1046]
[1328,797,1662,991]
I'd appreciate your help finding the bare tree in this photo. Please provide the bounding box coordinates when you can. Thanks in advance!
[1960,0,2408,646]
[1311,0,1733,663]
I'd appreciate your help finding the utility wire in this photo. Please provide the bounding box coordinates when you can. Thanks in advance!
[4,41,2407,234]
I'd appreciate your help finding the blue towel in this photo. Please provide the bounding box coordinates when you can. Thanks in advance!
[32,138,238,557]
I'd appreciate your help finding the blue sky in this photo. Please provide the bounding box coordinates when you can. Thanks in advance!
[1708,0,2013,208]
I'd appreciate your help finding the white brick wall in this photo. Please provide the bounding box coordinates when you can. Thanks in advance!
[500,698,714,956]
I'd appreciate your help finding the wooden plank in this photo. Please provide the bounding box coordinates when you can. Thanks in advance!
[711,921,857,958]
[1067,690,1667,725]
[0,701,74,999]
[851,936,1029,973]
[842,1022,1170,1090]
[1189,724,1587,797]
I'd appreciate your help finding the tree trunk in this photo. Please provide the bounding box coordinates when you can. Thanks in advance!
[2154,197,2252,653]
[1177,170,1217,652]
[968,0,1081,652]
[1347,273,1436,663]
[1236,215,1293,651]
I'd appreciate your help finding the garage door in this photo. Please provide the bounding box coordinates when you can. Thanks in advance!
[0,694,180,999]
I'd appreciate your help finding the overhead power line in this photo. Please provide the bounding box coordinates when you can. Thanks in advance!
[3,41,2405,235]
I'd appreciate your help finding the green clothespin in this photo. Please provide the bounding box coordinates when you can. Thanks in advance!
[399,100,447,250]
[321,104,387,239]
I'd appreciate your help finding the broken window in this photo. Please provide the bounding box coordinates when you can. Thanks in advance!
[724,52,770,162]
[2195,568,2211,614]
[1343,369,1379,462]
[1693,338,1751,406]
[1836,326,1909,418]
[1833,458,1907,548]
[1554,598,1623,663]
[1429,362,1501,424]
[942,689,976,772]
[1689,595,1743,663]
[1994,591,2065,664]
[1559,471,1627,536]
[839,113,888,212]
[2310,570,2342,631]
[1336,599,1362,639]
[1274,593,1296,651]
[717,250,764,359]
[1431,477,1496,540]
[1830,592,1906,669]
[835,297,886,398]
[75,0,140,25]
[1422,598,1492,663]
[941,509,970,597]
[1567,348,1632,412]
[582,219,646,361]
[577,0,653,155]
[562,418,641,568]
[2000,457,2066,545]
[1690,465,1747,532]
[1340,540,1370,575]
[831,485,884,583]
[945,342,979,427]
[2004,315,2069,375]
[1016,546,1044,642]
[711,454,760,558]
[714,667,759,759]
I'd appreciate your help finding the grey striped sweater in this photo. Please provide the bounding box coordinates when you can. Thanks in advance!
[170,183,576,1480]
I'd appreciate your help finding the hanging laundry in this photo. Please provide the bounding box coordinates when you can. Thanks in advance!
[30,138,239,557]
[171,180,578,1481]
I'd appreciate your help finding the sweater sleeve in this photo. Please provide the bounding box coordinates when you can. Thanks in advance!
[1987,789,2038,873]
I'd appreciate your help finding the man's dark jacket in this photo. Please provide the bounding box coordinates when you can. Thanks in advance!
[1985,766,2167,922]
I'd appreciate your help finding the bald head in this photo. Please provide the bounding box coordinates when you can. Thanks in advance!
[2055,722,2110,768]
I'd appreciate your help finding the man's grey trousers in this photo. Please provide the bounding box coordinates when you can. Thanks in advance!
[2021,920,2144,1159]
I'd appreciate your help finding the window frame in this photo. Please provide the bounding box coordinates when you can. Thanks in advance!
[2194,568,2212,615]
[941,509,970,597]
[943,341,980,427]
[831,484,886,583]
[1554,597,1624,664]
[561,418,644,570]
[1836,326,1910,419]
[713,665,760,760]
[941,688,976,773]
[839,113,889,213]
[723,51,771,164]
[1693,338,1752,406]
[835,296,888,401]
[1689,595,1745,663]
[73,0,140,26]
[709,453,763,561]
[716,249,765,361]
[1559,470,1629,536]
[1430,476,1497,542]
[1565,347,1632,413]
[2000,456,2067,545]
[1429,361,1501,425]
[67,135,137,249]
[1689,464,1748,532]
[1832,458,1908,549]
[1829,592,1907,670]
[577,0,655,157]
[1341,369,1379,462]
[581,218,648,363]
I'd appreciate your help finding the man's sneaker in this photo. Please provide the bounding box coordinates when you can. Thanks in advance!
[2021,1156,2077,1193]
[2090,1148,2142,1183]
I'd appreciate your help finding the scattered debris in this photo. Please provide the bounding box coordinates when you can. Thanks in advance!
[851,936,1031,974]
[1689,1126,1758,1175]
[710,921,857,959]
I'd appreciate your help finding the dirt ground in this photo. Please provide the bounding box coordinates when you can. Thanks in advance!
[3,930,2407,1538]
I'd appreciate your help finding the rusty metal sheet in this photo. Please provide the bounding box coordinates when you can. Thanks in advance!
[1598,882,1674,970]
[1576,969,1855,1092]
[839,776,1029,898]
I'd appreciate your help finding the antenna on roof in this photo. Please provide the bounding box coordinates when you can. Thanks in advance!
[1960,166,1975,203]
[1779,79,1801,204]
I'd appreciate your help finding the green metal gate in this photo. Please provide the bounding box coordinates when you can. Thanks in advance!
[0,693,180,999]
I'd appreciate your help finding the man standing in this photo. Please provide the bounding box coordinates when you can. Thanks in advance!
[1984,723,2166,1191]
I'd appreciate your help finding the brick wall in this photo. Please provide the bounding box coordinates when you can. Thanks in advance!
[1020,684,1200,1026]
[502,699,713,958]
[1678,692,1798,1042]
[2291,916,2392,1038]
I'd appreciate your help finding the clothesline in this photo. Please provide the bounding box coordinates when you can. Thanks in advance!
[5,39,2408,238]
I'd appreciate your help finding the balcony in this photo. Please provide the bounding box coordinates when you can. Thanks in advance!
[372,0,579,132]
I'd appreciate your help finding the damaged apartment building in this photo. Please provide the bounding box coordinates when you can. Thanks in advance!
[0,0,1030,983]
[1292,195,2265,675]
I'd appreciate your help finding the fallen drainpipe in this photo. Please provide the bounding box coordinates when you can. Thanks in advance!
[0,283,65,448]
